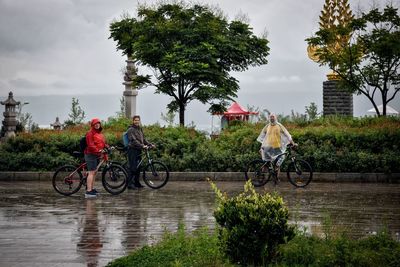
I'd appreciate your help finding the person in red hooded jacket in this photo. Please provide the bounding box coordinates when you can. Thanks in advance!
[84,118,107,198]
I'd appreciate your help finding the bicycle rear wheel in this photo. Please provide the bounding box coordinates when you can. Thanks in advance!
[287,159,313,187]
[245,159,271,187]
[143,161,169,189]
[52,165,83,196]
[102,164,128,195]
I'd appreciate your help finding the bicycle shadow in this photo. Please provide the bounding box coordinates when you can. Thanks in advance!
[77,199,103,267]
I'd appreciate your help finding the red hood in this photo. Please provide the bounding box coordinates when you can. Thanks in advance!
[90,118,102,132]
[91,118,101,126]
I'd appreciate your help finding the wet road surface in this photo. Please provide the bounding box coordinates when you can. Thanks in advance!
[0,181,399,266]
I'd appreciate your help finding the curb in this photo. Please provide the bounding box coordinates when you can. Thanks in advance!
[0,172,399,183]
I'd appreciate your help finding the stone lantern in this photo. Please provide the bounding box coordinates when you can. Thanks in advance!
[51,117,62,130]
[1,91,20,139]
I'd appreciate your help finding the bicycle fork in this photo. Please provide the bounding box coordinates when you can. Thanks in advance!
[148,160,159,177]
[291,157,302,175]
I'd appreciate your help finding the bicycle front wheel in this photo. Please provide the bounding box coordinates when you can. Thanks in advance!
[52,165,83,196]
[143,161,169,189]
[287,159,313,187]
[245,159,271,187]
[102,164,128,195]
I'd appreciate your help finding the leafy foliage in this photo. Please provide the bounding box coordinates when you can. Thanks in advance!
[305,102,319,120]
[211,180,295,265]
[64,97,86,126]
[278,230,400,267]
[110,2,269,125]
[0,116,399,172]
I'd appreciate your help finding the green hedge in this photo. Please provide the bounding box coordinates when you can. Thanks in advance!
[0,117,399,172]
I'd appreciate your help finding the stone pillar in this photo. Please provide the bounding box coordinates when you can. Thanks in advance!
[323,80,353,116]
[1,91,20,139]
[123,57,139,119]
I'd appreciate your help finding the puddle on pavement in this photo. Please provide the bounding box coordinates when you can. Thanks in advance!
[0,181,399,267]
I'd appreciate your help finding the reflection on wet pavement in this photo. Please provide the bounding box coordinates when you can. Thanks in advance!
[0,181,399,266]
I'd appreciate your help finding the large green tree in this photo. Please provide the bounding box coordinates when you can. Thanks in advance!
[110,2,269,125]
[307,5,400,116]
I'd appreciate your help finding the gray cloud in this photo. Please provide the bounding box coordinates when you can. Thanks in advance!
[0,0,399,125]
[9,77,42,89]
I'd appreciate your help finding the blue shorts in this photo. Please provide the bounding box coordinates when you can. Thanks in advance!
[84,154,100,171]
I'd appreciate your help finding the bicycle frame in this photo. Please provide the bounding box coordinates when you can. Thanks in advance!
[270,146,296,169]
[136,148,153,170]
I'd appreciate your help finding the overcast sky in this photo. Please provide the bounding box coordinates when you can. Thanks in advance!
[0,0,399,127]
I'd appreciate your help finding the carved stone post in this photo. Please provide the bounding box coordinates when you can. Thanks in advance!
[123,57,139,118]
[1,91,20,139]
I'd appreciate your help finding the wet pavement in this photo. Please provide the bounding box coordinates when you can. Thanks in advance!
[0,181,399,267]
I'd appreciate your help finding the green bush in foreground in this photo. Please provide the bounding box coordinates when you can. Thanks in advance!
[212,180,295,266]
[106,223,234,267]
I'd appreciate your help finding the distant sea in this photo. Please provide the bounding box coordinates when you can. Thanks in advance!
[7,91,399,133]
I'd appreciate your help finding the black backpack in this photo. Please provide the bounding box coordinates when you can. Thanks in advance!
[79,135,87,152]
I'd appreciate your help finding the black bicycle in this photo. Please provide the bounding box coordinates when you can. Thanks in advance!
[115,146,169,189]
[52,147,128,196]
[245,144,313,187]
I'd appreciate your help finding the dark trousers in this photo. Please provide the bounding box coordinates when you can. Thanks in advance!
[127,148,142,186]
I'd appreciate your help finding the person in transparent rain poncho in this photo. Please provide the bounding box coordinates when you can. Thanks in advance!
[257,113,295,177]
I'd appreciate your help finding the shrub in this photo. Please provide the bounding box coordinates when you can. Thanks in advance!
[278,230,400,267]
[211,180,295,266]
[1,116,399,172]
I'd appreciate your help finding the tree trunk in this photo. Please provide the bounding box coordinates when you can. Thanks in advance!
[179,103,185,126]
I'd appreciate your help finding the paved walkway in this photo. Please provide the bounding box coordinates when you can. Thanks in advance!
[0,181,399,267]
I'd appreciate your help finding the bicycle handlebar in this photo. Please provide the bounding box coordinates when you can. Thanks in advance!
[100,146,117,154]
[106,145,156,153]
[287,143,298,150]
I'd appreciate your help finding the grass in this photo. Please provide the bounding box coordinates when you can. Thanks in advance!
[106,223,235,267]
[106,224,400,267]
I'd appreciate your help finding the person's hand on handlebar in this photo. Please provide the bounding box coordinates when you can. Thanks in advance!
[143,144,155,149]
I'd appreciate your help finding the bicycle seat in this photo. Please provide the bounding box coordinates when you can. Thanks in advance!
[72,151,84,158]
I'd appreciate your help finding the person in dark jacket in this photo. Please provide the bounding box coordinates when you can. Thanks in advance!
[126,115,154,189]
[84,118,107,198]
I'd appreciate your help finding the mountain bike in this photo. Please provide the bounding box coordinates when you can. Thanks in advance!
[115,146,169,189]
[52,147,128,196]
[245,144,313,187]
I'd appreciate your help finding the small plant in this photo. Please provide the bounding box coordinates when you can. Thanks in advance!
[115,96,125,118]
[211,180,295,265]
[160,110,176,126]
[305,102,319,120]
[64,97,86,126]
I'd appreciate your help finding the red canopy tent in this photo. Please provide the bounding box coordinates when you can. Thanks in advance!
[218,102,258,121]
[212,102,258,133]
